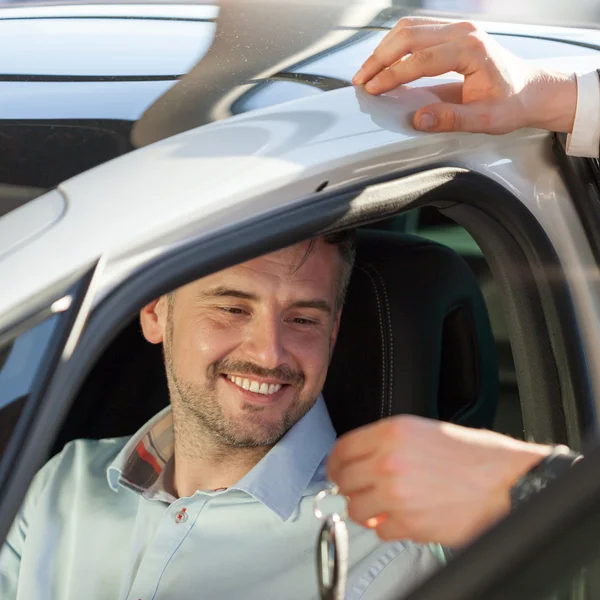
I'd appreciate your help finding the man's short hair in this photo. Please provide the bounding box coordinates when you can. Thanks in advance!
[168,229,357,311]
[302,229,356,311]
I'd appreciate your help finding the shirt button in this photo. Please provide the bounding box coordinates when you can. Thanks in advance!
[175,508,188,523]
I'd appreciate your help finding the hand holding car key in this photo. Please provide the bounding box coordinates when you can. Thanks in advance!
[314,484,349,600]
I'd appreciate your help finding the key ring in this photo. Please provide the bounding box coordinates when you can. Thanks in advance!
[313,484,348,521]
[314,484,349,600]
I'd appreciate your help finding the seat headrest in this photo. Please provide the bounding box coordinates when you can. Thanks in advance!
[322,229,498,436]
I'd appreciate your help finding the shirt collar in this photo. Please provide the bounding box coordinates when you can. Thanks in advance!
[107,404,175,501]
[107,396,336,521]
[231,396,336,520]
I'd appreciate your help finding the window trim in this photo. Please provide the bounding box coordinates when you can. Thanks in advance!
[553,133,600,270]
[0,262,99,542]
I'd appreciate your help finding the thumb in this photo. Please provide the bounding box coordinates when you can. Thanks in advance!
[413,102,498,134]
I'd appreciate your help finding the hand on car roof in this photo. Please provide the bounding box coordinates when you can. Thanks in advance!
[353,17,577,136]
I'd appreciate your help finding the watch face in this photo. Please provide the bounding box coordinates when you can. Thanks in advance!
[510,451,580,509]
[511,476,544,505]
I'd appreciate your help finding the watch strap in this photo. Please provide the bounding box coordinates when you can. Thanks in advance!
[510,445,582,510]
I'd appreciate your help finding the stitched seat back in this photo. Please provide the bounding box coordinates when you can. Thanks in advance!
[322,230,498,435]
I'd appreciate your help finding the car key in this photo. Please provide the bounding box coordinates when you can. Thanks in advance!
[314,485,349,600]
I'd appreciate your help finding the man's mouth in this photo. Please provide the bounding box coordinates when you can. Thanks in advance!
[224,374,284,396]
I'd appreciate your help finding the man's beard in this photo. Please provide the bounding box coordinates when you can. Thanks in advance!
[163,317,316,449]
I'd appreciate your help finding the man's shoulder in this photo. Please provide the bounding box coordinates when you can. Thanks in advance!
[18,436,133,520]
[57,435,130,470]
[39,436,131,490]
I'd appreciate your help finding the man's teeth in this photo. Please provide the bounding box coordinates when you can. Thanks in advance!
[226,375,282,395]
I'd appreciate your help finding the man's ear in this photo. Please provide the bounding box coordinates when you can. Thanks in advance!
[140,297,168,344]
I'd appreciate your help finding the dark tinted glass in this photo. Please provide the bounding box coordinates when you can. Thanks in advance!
[0,123,132,189]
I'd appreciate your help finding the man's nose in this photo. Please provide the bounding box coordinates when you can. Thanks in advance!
[241,316,288,370]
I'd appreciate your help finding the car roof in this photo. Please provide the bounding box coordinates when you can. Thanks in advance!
[1,2,599,124]
[1,3,598,189]
[1,3,600,330]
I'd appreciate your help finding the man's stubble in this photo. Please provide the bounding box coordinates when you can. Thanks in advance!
[163,306,317,457]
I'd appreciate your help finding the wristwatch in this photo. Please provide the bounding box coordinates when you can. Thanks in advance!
[509,445,583,510]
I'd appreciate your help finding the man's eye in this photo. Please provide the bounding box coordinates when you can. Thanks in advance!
[218,307,245,315]
[289,317,316,326]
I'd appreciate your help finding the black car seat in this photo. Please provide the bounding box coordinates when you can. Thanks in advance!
[53,229,498,451]
[323,229,497,435]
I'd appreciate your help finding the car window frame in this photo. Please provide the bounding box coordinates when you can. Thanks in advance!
[0,164,593,593]
[0,261,99,542]
[553,133,600,271]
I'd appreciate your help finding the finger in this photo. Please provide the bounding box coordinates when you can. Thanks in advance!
[364,38,474,95]
[327,419,399,474]
[414,101,511,134]
[390,16,456,27]
[329,455,382,495]
[420,81,463,104]
[374,511,413,542]
[368,15,458,58]
[364,514,388,529]
[347,487,394,524]
[354,20,477,85]
[364,15,453,64]
[353,19,450,84]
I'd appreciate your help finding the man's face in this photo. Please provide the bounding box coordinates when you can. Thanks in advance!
[141,239,342,448]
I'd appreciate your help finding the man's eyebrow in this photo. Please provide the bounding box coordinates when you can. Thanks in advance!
[197,287,259,301]
[198,288,332,314]
[289,299,332,314]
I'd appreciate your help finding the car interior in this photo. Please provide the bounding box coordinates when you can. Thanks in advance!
[44,210,523,456]
[408,207,522,439]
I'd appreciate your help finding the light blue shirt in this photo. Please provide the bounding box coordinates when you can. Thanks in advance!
[0,396,443,599]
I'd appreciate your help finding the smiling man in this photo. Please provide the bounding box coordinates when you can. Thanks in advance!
[0,233,443,600]
[147,237,344,497]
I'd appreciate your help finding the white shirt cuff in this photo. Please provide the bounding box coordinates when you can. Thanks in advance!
[566,70,600,158]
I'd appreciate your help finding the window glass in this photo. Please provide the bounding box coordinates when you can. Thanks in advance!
[0,124,131,189]
[0,315,60,456]
[232,80,322,115]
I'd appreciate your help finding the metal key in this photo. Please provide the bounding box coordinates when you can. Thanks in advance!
[314,485,349,600]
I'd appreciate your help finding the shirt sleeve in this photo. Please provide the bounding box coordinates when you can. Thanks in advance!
[0,452,62,599]
[346,542,444,600]
[566,70,600,158]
